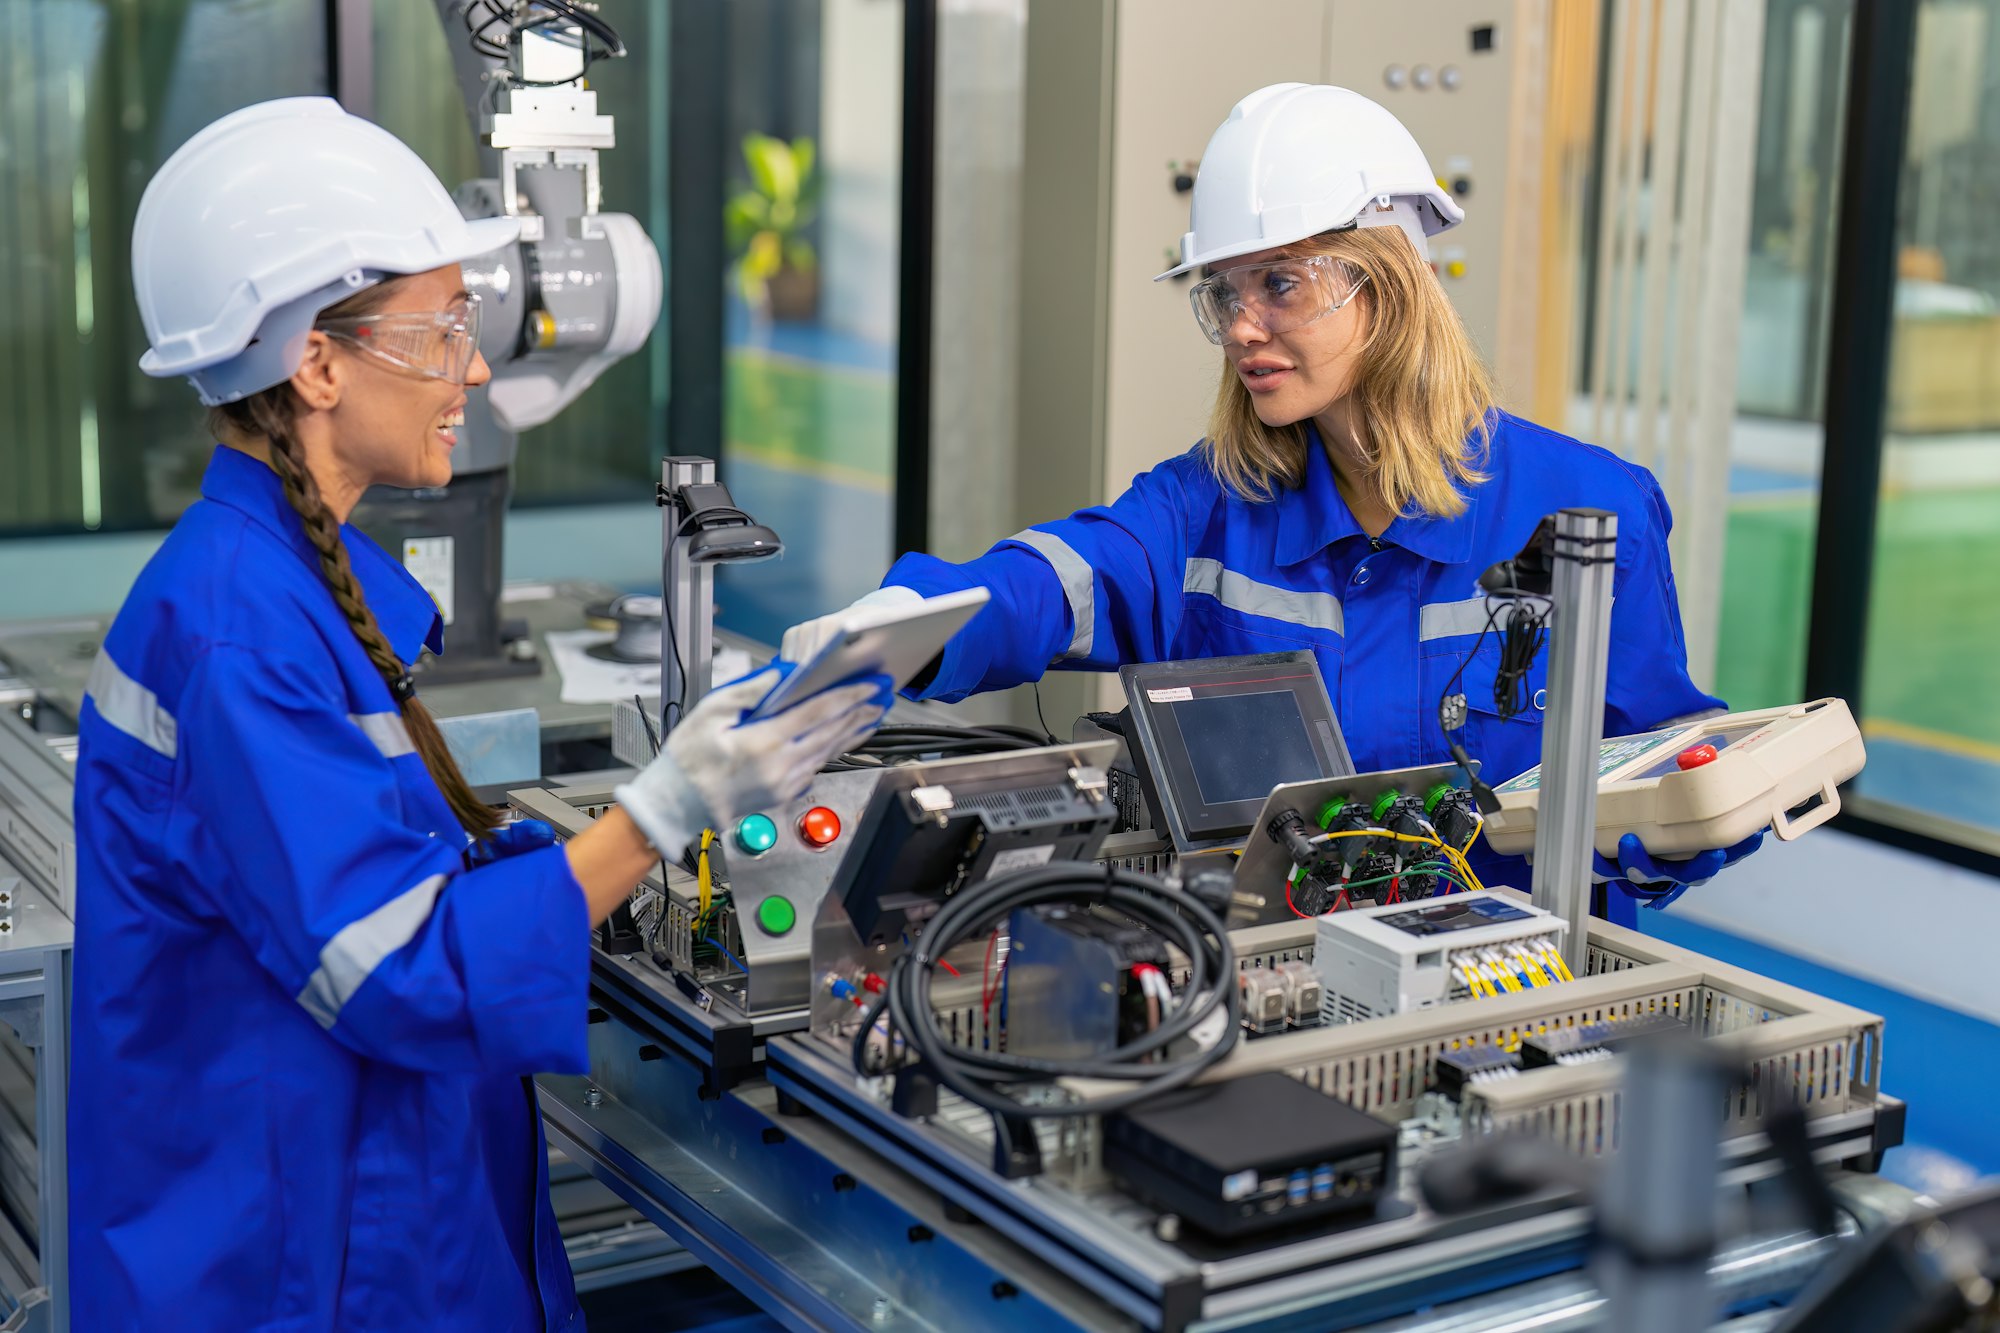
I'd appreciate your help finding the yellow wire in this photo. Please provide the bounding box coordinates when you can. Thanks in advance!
[1516,949,1552,988]
[697,828,715,916]
[1460,963,1490,999]
[1548,951,1576,984]
[1307,827,1491,894]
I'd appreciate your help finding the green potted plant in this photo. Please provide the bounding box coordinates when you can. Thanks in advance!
[725,133,819,321]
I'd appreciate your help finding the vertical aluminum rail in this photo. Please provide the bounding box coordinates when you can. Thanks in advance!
[659,457,717,731]
[1531,509,1618,978]
[1593,1039,1732,1331]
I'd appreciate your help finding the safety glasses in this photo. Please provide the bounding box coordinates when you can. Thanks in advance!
[1188,255,1368,346]
[318,294,484,384]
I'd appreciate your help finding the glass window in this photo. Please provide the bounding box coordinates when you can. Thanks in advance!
[714,0,902,650]
[0,0,329,535]
[1849,0,2000,842]
[1715,0,1851,717]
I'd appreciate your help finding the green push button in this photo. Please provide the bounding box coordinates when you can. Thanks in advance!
[756,895,797,936]
[735,813,779,856]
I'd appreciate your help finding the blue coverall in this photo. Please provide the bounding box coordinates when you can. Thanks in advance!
[70,445,588,1331]
[884,412,1725,917]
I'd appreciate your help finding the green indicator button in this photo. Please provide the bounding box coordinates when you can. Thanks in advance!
[756,895,797,936]
[1423,782,1455,815]
[1370,790,1403,823]
[735,814,779,855]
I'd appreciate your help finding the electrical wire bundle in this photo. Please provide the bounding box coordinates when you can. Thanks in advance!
[823,723,1052,771]
[852,863,1240,1117]
[1435,591,1553,812]
[462,0,626,76]
[1281,791,1488,918]
[1453,939,1574,999]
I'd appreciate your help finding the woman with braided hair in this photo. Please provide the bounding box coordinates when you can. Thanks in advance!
[69,100,884,1331]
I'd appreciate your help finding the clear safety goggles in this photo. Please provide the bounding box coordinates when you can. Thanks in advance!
[1188,255,1369,346]
[318,294,484,384]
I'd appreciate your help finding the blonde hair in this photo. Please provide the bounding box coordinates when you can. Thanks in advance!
[1200,226,1495,517]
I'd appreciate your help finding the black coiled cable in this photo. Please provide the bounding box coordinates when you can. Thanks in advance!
[852,862,1240,1117]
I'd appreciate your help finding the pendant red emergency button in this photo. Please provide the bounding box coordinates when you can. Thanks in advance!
[1676,744,1719,771]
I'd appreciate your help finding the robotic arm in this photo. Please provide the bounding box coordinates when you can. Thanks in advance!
[436,0,662,439]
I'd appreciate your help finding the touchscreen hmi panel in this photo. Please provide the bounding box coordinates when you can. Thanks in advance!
[1119,652,1354,852]
[1173,691,1323,805]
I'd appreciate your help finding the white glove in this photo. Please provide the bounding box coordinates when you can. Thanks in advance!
[614,669,885,858]
[779,585,923,666]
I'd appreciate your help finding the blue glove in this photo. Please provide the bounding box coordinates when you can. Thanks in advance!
[469,817,557,865]
[1593,830,1765,910]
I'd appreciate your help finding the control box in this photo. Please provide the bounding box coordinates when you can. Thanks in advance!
[1315,892,1569,1024]
[831,750,1117,946]
[1481,699,1866,858]
[1103,1070,1395,1239]
[643,767,888,1017]
[1006,906,1171,1061]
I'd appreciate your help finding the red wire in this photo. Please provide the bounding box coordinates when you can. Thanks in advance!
[937,957,961,978]
[1285,878,1313,919]
[981,927,1002,1015]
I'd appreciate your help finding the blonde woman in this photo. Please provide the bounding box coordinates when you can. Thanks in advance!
[787,83,1758,917]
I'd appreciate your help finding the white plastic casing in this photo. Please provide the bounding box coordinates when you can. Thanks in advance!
[1313,892,1567,1024]
[1480,699,1867,858]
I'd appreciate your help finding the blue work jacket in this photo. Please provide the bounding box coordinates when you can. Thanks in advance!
[885,412,1723,915]
[71,446,589,1331]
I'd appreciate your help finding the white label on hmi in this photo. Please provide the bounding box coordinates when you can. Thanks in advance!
[1148,687,1194,703]
[403,537,456,626]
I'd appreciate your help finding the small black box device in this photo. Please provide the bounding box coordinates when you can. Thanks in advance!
[834,761,1114,945]
[1102,1071,1395,1238]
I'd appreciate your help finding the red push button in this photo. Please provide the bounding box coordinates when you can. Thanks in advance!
[799,806,842,848]
[1676,744,1719,771]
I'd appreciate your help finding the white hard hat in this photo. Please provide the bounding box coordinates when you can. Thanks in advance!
[1156,83,1462,281]
[133,97,521,404]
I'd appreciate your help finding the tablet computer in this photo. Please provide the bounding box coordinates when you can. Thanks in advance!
[748,587,991,721]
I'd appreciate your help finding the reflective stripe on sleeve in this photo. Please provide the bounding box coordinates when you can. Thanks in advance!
[1009,529,1096,659]
[297,873,450,1029]
[349,711,416,760]
[84,651,179,758]
[1183,558,1344,636]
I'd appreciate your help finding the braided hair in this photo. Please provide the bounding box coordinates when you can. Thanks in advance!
[208,281,495,841]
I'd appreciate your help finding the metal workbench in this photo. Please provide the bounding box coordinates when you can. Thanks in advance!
[0,586,1934,1331]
